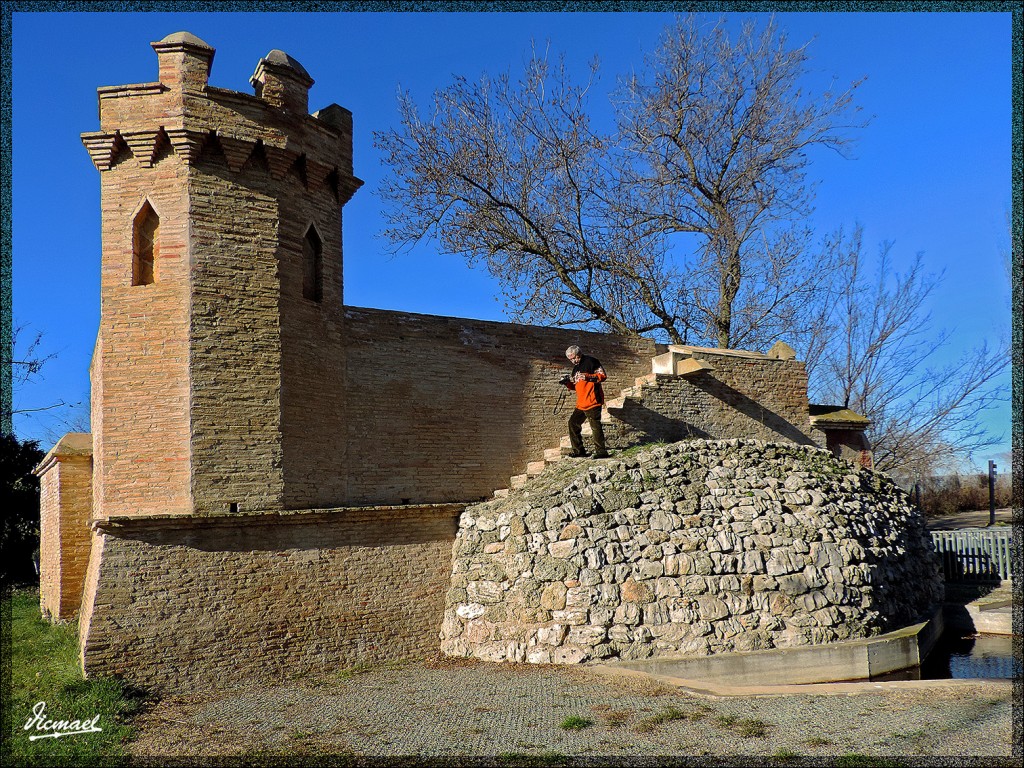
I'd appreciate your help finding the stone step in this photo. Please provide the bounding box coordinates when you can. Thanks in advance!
[544,447,568,462]
[526,460,547,476]
[493,488,509,499]
[652,348,714,377]
[605,396,626,410]
[510,474,530,489]
[635,372,658,387]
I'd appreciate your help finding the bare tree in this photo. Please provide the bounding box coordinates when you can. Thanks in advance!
[375,17,864,348]
[810,227,1010,479]
[376,51,686,341]
[618,16,865,348]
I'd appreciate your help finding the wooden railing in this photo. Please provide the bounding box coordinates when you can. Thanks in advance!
[931,528,1013,582]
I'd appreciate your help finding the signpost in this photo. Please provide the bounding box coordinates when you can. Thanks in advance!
[988,460,997,527]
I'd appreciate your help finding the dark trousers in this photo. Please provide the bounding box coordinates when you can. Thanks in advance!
[568,406,606,456]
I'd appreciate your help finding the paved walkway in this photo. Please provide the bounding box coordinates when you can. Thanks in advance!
[926,507,1013,530]
[126,657,1015,762]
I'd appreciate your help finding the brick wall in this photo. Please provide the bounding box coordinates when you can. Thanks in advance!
[35,435,93,620]
[607,351,815,448]
[91,155,193,519]
[333,309,657,505]
[79,505,460,692]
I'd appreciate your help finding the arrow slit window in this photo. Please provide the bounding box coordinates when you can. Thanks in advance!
[133,202,159,286]
[302,225,323,302]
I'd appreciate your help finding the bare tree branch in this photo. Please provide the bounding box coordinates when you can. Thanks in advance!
[375,18,864,347]
[809,226,1010,478]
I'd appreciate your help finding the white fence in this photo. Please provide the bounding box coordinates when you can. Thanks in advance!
[931,528,1013,582]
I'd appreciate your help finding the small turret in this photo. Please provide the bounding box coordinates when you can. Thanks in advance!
[251,49,314,114]
[151,31,215,93]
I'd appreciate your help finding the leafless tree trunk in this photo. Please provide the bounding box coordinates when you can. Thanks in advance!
[618,16,865,348]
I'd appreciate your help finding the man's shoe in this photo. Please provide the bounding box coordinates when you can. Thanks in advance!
[568,450,590,458]
[593,451,611,459]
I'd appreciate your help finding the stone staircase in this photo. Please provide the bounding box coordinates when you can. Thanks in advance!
[491,347,716,499]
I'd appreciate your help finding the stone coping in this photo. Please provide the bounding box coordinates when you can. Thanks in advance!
[809,404,871,428]
[32,432,93,476]
[667,344,774,361]
[596,607,944,694]
[95,83,168,100]
[90,502,467,531]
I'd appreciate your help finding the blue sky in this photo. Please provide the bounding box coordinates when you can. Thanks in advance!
[9,9,1013,468]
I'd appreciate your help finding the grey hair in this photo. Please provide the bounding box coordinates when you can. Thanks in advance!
[565,345,582,357]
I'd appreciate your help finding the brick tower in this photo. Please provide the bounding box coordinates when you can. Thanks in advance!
[80,32,361,521]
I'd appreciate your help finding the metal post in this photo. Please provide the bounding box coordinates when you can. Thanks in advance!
[988,460,997,526]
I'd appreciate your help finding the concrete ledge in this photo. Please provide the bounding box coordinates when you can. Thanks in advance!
[91,502,467,531]
[944,602,1014,636]
[599,608,943,689]
[587,662,1010,699]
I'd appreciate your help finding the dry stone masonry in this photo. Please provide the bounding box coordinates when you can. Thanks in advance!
[442,440,943,665]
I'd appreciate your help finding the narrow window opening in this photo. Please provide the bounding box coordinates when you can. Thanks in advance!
[302,225,323,302]
[229,502,239,514]
[133,202,159,285]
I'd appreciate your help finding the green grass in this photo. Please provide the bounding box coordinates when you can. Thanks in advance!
[5,587,147,766]
[558,715,594,731]
[632,704,708,732]
[711,713,772,738]
[802,735,833,747]
[617,441,667,458]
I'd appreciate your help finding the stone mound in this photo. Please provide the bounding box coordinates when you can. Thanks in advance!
[440,439,943,664]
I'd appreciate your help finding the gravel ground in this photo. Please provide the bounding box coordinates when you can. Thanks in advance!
[126,655,1016,764]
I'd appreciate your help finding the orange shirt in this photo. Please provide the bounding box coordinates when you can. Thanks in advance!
[565,355,607,410]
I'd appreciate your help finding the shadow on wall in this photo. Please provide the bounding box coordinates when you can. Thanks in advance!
[691,373,816,446]
[106,511,461,553]
[611,401,712,444]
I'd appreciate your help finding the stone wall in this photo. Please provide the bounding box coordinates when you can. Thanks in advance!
[35,435,93,621]
[78,505,460,692]
[441,440,943,664]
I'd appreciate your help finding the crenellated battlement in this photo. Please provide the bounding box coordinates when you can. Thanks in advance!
[80,32,361,203]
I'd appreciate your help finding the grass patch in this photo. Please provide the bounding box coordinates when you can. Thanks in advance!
[334,658,410,680]
[711,713,772,738]
[5,587,148,766]
[632,704,708,732]
[617,441,667,458]
[590,703,631,728]
[771,748,803,761]
[802,735,833,747]
[558,715,594,731]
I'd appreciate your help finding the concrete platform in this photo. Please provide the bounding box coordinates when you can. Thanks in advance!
[594,608,946,696]
[943,580,1015,635]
